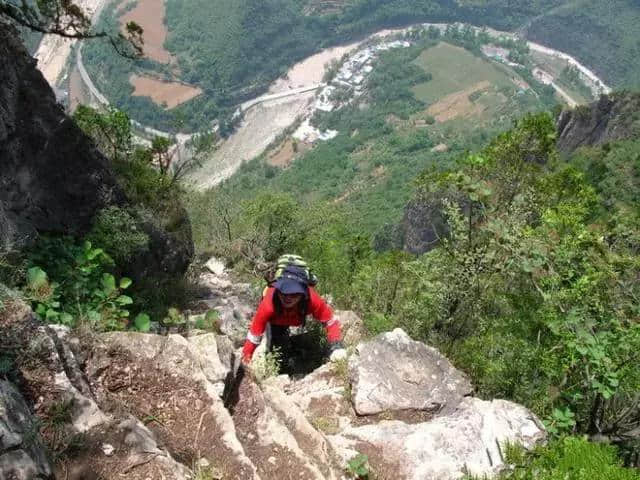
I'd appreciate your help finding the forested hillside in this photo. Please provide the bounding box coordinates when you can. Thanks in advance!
[191,31,556,241]
[82,0,640,130]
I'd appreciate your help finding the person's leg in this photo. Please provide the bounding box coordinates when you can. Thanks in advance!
[266,323,290,355]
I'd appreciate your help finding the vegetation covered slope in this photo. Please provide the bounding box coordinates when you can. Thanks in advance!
[82,0,640,130]
[193,33,555,242]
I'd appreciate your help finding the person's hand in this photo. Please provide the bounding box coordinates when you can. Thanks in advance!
[330,348,347,362]
[329,341,347,362]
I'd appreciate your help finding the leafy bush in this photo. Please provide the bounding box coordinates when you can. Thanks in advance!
[23,238,143,331]
[87,206,149,264]
[468,437,640,480]
[346,453,371,479]
[251,348,282,382]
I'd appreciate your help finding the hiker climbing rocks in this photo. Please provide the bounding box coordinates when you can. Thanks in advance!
[241,255,347,368]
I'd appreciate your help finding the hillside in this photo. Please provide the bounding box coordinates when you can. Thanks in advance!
[189,30,558,240]
[75,0,640,131]
[2,3,640,476]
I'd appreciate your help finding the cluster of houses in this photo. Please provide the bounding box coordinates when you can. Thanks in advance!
[294,39,411,143]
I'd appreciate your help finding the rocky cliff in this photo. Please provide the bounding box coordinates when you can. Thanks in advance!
[557,91,640,153]
[1,261,546,480]
[0,21,193,276]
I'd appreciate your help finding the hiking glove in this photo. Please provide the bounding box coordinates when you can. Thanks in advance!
[329,341,347,362]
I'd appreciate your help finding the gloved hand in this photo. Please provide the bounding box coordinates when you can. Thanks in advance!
[329,341,347,362]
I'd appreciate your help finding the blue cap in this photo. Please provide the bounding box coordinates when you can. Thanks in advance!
[274,277,307,295]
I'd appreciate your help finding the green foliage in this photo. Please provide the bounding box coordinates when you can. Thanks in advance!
[346,453,371,479]
[251,348,282,382]
[23,238,144,330]
[87,206,149,264]
[73,106,132,162]
[468,437,640,480]
[133,312,151,332]
[162,307,186,328]
[194,310,221,332]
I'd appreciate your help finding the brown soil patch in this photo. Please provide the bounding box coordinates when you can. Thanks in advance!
[119,0,173,64]
[68,66,90,112]
[54,422,183,480]
[267,138,305,168]
[88,347,252,479]
[350,440,406,480]
[426,81,491,122]
[353,408,434,426]
[130,74,202,109]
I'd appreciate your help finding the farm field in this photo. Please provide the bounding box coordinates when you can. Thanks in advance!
[411,43,515,103]
[530,50,594,104]
[129,75,203,109]
[119,0,174,64]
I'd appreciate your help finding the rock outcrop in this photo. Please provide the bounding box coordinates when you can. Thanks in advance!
[0,381,53,480]
[349,329,473,415]
[1,265,546,479]
[0,22,123,247]
[0,22,193,277]
[557,92,640,153]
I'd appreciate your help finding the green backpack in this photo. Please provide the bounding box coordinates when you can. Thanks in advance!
[265,254,318,291]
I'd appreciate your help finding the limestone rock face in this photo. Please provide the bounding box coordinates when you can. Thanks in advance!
[328,397,545,480]
[197,268,256,346]
[0,22,193,277]
[0,381,53,480]
[557,92,640,153]
[3,286,544,480]
[349,328,473,415]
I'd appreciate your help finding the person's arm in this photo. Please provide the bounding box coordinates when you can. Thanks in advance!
[241,289,274,362]
[308,288,343,351]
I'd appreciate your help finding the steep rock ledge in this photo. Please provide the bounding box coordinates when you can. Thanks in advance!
[0,22,193,277]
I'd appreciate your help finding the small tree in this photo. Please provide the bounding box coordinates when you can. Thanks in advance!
[1,0,143,56]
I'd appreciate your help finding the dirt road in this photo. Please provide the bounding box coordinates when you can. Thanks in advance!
[34,0,106,86]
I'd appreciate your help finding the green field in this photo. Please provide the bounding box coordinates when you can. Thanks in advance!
[411,43,515,103]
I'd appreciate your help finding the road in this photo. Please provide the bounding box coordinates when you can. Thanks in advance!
[533,68,578,107]
[238,84,323,112]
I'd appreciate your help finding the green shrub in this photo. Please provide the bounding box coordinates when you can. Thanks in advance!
[468,437,640,480]
[346,453,371,479]
[87,206,149,264]
[23,238,143,331]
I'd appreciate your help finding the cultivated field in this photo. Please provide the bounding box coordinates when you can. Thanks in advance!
[129,75,202,109]
[119,0,174,64]
[411,43,514,103]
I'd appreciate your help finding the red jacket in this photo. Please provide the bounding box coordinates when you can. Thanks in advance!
[242,287,341,361]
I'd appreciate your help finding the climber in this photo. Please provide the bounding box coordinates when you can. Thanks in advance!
[241,264,347,368]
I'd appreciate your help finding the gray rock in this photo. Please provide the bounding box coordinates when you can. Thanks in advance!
[329,397,545,480]
[205,257,227,276]
[557,92,640,154]
[334,310,366,347]
[349,328,472,415]
[0,381,53,480]
[0,22,193,277]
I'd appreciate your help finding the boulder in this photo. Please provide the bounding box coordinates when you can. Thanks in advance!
[0,381,53,480]
[329,397,545,480]
[349,328,472,415]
